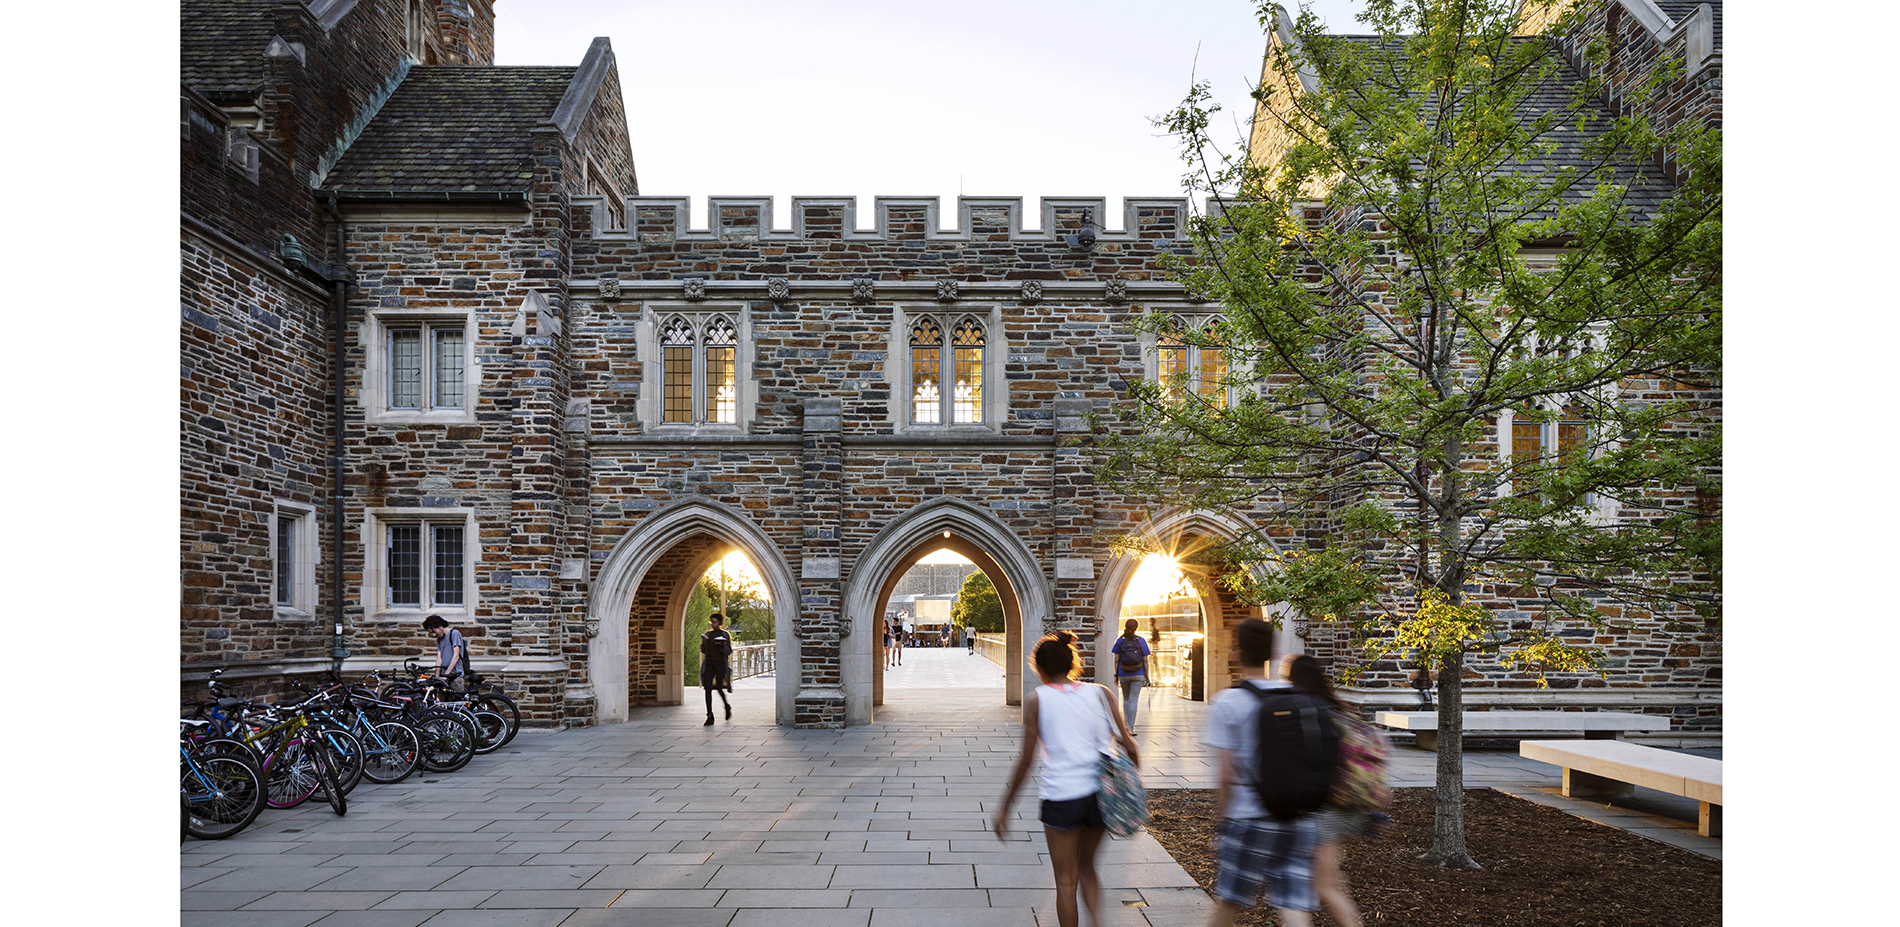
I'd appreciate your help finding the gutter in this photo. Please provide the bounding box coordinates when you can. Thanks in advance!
[329,189,529,204]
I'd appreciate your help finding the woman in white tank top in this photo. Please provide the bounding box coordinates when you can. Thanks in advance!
[993,630,1140,927]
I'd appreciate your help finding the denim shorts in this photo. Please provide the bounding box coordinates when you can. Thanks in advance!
[1213,816,1319,912]
[1040,792,1104,832]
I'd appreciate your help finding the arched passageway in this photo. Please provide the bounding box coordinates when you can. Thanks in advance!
[844,498,1050,724]
[585,498,801,724]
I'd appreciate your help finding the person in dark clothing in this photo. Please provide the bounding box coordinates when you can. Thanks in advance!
[701,612,734,725]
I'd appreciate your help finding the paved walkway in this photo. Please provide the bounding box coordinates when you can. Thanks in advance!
[183,649,1719,926]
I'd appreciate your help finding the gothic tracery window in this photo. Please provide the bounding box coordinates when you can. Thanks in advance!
[661,314,740,427]
[910,315,985,425]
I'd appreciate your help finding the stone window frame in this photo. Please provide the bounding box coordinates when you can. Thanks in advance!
[887,304,1006,433]
[1492,329,1619,523]
[637,302,756,434]
[360,506,478,624]
[362,307,478,425]
[271,500,319,621]
[1137,309,1242,408]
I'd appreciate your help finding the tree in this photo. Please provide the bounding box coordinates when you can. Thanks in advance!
[1107,0,1720,868]
[951,571,1005,633]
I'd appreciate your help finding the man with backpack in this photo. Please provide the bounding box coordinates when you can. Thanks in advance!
[1199,617,1339,927]
[1111,619,1151,731]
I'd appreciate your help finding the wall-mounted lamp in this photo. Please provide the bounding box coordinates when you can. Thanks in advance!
[1066,209,1097,251]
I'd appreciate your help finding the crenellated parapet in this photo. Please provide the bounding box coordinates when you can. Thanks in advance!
[574,195,1210,243]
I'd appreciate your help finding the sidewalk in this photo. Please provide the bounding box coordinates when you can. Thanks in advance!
[182,648,1717,926]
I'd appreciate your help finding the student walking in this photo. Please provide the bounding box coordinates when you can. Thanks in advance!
[700,612,733,725]
[1111,618,1151,731]
[1282,654,1371,927]
[1200,618,1332,927]
[993,630,1141,927]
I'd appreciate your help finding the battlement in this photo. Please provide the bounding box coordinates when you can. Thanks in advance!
[575,195,1216,243]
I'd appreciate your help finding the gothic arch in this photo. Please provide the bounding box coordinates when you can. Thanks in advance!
[1095,508,1286,698]
[585,497,800,724]
[842,497,1051,724]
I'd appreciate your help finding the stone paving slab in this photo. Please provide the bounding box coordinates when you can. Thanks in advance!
[182,650,1717,927]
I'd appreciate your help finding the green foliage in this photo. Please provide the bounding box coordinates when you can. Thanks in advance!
[951,571,1005,633]
[1104,0,1720,867]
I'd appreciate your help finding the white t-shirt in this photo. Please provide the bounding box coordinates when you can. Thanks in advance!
[1199,679,1295,820]
[1035,682,1114,802]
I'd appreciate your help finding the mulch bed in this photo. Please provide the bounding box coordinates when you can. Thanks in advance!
[1142,788,1721,927]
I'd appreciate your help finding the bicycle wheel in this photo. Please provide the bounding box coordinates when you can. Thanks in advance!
[469,708,508,755]
[311,728,365,799]
[475,693,520,748]
[315,744,347,816]
[412,710,475,773]
[359,719,420,784]
[263,737,321,808]
[182,752,265,839]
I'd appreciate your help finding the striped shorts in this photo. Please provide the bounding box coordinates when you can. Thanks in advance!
[1212,815,1320,912]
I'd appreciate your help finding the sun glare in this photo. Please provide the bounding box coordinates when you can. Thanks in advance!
[711,550,769,602]
[1125,555,1194,606]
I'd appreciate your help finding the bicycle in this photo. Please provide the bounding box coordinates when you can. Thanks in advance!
[385,660,509,756]
[299,672,422,785]
[193,675,363,803]
[209,698,348,815]
[180,721,265,840]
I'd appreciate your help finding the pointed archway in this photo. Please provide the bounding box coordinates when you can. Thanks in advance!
[585,497,800,724]
[1095,509,1284,701]
[844,498,1051,724]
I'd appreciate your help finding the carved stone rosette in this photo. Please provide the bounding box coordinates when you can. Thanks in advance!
[936,279,960,302]
[767,277,790,302]
[598,275,620,299]
[852,278,876,302]
[1020,280,1043,303]
[683,278,707,301]
[1104,278,1128,303]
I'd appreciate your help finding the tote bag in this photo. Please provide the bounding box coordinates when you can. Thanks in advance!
[1095,688,1148,837]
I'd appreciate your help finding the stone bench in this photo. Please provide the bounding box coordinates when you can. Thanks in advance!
[1520,739,1723,837]
[1373,710,1671,751]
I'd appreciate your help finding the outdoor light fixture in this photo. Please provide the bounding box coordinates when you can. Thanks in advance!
[1066,209,1097,251]
[943,530,951,538]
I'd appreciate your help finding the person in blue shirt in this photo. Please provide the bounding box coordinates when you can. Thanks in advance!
[1111,619,1151,731]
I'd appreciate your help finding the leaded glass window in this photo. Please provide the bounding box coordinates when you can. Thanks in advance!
[911,318,943,424]
[662,317,695,424]
[388,322,466,412]
[385,520,464,609]
[706,318,737,425]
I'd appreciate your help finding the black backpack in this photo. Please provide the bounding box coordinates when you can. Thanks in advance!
[1116,637,1144,671]
[1245,685,1340,820]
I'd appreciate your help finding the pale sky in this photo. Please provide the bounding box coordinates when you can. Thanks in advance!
[493,0,1372,229]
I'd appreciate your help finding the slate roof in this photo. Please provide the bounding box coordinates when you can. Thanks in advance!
[181,0,279,99]
[324,67,578,195]
[1324,34,1675,220]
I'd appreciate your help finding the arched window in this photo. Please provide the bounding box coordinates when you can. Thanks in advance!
[706,317,737,425]
[910,317,943,424]
[910,316,985,425]
[662,316,696,424]
[660,314,740,426]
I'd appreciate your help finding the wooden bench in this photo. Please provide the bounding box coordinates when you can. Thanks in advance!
[1373,710,1670,751]
[1520,739,1722,837]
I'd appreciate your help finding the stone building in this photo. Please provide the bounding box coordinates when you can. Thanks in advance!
[180,0,1721,733]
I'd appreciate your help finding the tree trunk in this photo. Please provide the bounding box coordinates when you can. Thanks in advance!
[1422,649,1481,868]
